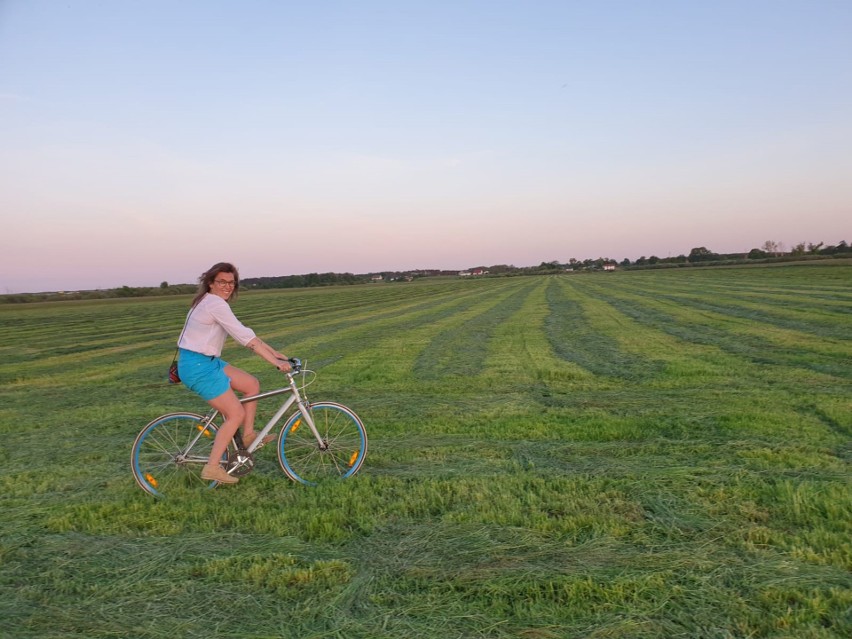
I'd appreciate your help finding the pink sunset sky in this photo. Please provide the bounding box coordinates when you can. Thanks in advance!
[1,1,850,293]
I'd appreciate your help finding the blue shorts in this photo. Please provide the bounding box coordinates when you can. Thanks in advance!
[177,348,231,401]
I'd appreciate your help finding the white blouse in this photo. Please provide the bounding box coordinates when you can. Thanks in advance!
[177,293,256,357]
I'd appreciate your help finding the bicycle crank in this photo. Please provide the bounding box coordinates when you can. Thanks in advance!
[226,449,256,477]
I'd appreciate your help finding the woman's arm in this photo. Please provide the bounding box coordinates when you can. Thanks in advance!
[246,337,291,371]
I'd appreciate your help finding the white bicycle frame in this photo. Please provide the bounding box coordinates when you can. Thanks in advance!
[182,370,324,461]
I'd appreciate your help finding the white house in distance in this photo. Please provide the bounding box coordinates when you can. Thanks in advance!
[603,263,616,271]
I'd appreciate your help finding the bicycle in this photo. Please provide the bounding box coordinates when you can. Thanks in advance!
[131,358,367,497]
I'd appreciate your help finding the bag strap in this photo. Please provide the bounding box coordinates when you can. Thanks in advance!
[173,305,195,360]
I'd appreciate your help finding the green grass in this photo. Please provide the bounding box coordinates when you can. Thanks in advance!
[1,265,850,638]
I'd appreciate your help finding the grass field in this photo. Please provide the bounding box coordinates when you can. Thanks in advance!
[1,264,850,638]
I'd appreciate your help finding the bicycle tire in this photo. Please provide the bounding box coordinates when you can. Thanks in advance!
[277,402,367,486]
[130,412,224,497]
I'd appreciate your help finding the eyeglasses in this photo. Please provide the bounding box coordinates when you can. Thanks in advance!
[213,279,236,288]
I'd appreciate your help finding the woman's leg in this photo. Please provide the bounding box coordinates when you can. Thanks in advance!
[225,364,261,440]
[206,388,246,466]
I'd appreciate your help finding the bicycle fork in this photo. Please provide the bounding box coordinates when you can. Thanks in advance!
[282,375,326,450]
[289,400,327,449]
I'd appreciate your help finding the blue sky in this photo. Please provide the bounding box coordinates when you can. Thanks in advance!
[1,0,850,293]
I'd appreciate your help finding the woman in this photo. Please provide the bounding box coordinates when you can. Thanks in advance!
[177,262,291,484]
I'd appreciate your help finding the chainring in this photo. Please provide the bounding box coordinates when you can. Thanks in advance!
[226,449,256,477]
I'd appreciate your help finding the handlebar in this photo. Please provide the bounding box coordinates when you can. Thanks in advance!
[277,357,302,373]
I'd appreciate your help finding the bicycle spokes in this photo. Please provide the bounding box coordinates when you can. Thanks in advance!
[131,413,224,497]
[277,402,367,486]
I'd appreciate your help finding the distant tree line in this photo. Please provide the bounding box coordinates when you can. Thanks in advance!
[0,283,197,304]
[243,272,364,289]
[2,239,848,303]
[478,240,850,274]
[623,240,850,269]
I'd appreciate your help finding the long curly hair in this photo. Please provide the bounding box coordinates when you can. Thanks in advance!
[191,262,240,307]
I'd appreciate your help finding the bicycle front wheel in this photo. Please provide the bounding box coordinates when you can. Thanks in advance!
[277,402,367,486]
[131,412,223,497]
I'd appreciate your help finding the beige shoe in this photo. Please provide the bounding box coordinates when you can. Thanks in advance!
[243,431,275,449]
[201,464,239,484]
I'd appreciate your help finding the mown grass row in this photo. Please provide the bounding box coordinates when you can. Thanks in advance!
[1,265,849,638]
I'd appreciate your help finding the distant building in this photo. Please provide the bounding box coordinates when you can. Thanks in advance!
[603,263,616,271]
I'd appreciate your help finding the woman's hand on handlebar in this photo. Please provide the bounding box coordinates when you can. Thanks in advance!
[276,357,301,373]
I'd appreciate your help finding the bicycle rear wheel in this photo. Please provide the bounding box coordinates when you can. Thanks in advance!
[131,412,223,497]
[277,402,367,486]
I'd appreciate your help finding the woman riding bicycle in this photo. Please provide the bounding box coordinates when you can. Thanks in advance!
[177,262,291,484]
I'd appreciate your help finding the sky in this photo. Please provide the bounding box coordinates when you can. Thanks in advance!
[1,1,850,293]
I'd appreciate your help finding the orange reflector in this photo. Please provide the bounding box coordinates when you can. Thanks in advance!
[291,419,301,434]
[196,424,211,437]
[145,473,159,488]
[348,451,358,467]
